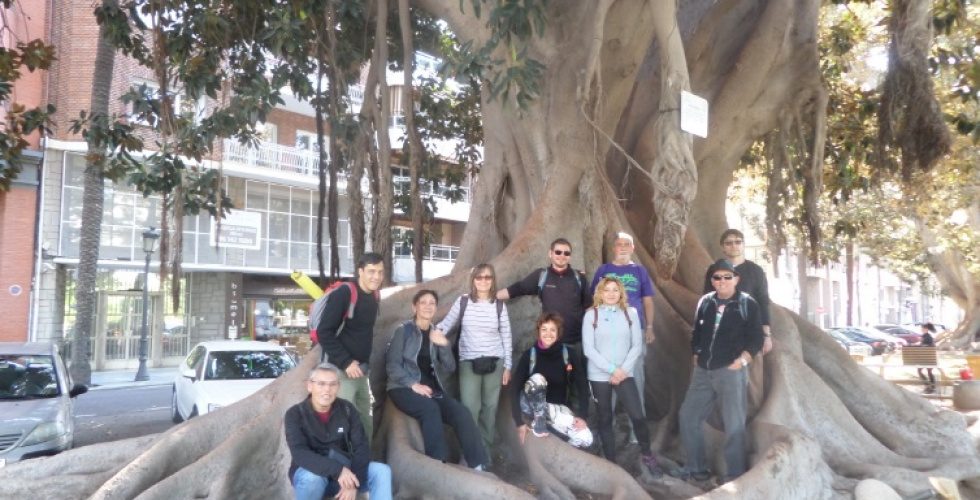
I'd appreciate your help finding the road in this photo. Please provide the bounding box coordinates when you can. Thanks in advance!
[73,385,175,448]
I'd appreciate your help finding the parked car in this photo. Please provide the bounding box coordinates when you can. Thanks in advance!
[825,329,874,357]
[828,327,895,355]
[858,326,908,348]
[873,324,922,345]
[0,342,88,467]
[171,341,296,423]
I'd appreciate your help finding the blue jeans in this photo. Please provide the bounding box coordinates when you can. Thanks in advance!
[293,463,392,500]
[678,365,749,478]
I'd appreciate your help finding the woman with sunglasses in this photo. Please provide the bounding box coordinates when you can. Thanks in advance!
[386,289,489,470]
[582,277,662,476]
[434,264,512,457]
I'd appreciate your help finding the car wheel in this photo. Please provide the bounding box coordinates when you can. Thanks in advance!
[171,387,184,424]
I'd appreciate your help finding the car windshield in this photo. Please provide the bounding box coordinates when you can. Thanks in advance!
[833,328,875,342]
[0,355,60,399]
[204,351,294,380]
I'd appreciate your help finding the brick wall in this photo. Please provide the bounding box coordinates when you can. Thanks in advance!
[0,187,37,341]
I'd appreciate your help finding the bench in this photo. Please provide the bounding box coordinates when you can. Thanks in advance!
[863,347,948,398]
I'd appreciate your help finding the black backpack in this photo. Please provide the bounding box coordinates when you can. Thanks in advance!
[536,267,586,299]
[696,292,750,322]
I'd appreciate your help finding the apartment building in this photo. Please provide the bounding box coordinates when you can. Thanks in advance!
[0,0,46,342]
[19,1,469,369]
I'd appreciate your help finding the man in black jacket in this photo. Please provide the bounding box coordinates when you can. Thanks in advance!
[497,238,592,347]
[672,259,764,483]
[285,363,392,500]
[702,229,773,355]
[318,252,384,437]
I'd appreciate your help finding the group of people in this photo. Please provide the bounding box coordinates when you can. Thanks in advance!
[283,228,774,499]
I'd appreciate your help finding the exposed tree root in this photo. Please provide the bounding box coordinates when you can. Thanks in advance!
[380,400,534,500]
[0,435,154,500]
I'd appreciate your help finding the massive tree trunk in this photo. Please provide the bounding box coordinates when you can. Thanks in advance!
[6,0,979,499]
[916,216,980,347]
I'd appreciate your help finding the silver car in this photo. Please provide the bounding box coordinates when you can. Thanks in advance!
[0,342,88,467]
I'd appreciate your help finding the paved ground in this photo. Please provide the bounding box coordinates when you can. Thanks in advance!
[89,366,179,391]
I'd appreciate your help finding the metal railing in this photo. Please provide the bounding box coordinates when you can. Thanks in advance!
[394,243,459,262]
[393,176,471,202]
[222,140,471,203]
[223,139,325,176]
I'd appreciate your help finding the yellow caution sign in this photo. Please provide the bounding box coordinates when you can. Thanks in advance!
[291,270,324,299]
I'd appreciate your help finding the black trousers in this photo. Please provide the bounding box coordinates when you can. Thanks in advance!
[590,378,651,462]
[388,387,489,467]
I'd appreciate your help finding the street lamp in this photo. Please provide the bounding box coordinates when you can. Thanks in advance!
[135,227,160,382]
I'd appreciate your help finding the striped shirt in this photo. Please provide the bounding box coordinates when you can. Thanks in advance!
[436,296,513,370]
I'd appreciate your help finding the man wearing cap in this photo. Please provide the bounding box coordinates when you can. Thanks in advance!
[702,229,773,354]
[671,259,765,483]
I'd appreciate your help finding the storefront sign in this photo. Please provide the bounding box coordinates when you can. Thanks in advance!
[243,275,320,299]
[226,275,244,338]
[211,210,262,250]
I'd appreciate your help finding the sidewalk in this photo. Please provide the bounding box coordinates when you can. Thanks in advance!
[88,366,180,391]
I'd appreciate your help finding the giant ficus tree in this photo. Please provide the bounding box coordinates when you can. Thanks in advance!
[4,0,980,499]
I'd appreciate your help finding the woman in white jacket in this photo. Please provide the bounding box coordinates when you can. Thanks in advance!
[582,277,662,476]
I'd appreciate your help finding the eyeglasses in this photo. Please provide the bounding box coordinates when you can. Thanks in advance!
[553,250,571,256]
[310,380,340,388]
[723,239,743,246]
[712,274,735,281]
[474,275,493,281]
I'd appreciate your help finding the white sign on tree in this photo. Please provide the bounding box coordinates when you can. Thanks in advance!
[680,91,709,138]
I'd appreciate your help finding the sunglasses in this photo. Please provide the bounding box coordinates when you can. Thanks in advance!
[712,274,735,281]
[474,275,494,281]
[723,239,743,246]
[553,250,571,256]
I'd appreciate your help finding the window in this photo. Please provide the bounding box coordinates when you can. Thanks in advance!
[256,122,278,144]
[129,78,204,125]
[295,130,321,151]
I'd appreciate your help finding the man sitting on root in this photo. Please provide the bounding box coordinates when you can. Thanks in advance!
[285,362,392,500]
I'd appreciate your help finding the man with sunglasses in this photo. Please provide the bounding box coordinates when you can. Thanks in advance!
[671,259,764,483]
[702,229,773,355]
[498,238,592,348]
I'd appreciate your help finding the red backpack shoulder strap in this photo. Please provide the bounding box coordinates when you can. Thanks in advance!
[345,282,357,318]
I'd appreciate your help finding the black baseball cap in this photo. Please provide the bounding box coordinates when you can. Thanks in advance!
[713,259,739,275]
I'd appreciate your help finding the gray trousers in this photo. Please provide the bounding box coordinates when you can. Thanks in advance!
[678,365,749,477]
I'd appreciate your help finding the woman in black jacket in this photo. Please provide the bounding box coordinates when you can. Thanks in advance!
[510,312,592,448]
[918,323,937,393]
[385,289,488,469]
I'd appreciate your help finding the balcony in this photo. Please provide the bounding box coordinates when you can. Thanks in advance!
[392,244,460,283]
[221,140,472,222]
[223,139,323,177]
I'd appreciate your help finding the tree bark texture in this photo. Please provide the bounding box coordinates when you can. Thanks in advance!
[70,1,118,385]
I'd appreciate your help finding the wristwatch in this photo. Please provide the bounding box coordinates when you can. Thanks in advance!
[740,358,748,367]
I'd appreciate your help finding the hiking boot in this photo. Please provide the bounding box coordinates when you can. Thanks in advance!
[641,454,664,477]
[669,466,710,481]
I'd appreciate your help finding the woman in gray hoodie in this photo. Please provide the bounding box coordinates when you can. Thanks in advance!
[582,277,662,476]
